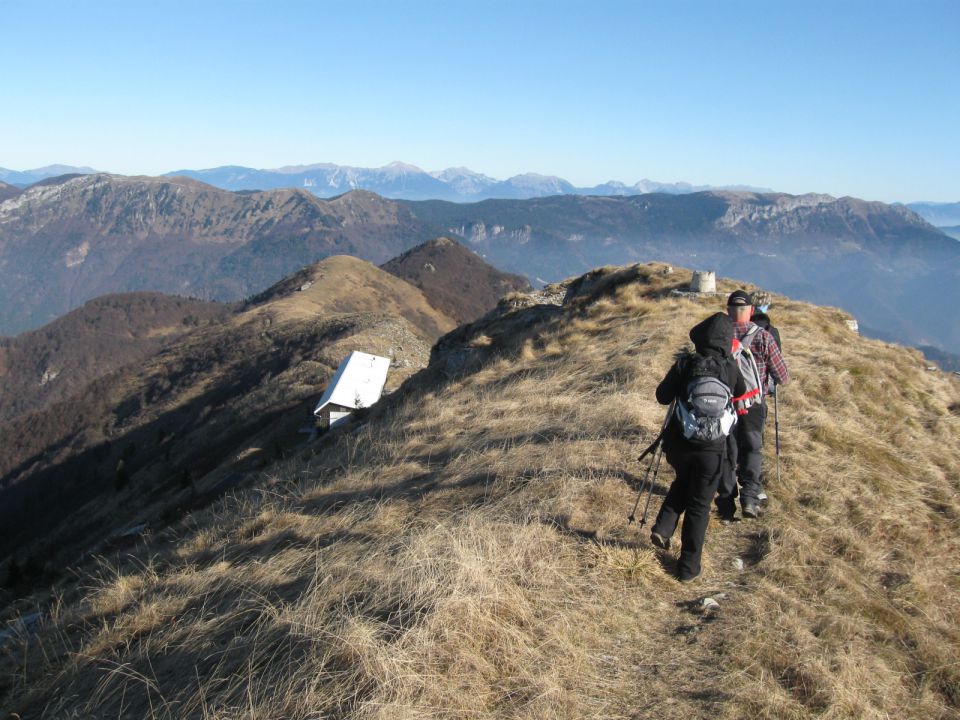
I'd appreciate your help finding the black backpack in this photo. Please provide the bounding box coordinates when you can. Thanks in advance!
[674,354,737,446]
[752,312,782,350]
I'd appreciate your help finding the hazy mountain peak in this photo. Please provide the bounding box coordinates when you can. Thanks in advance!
[271,162,341,174]
[907,200,960,227]
[508,172,563,181]
[381,161,425,174]
[431,166,494,180]
[28,163,97,175]
[504,173,576,195]
[0,165,98,186]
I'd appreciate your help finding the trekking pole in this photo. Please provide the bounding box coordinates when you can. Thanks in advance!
[637,443,666,528]
[774,385,781,484]
[628,401,674,524]
[627,446,656,524]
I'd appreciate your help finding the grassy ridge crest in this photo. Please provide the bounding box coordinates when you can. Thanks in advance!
[2,263,958,719]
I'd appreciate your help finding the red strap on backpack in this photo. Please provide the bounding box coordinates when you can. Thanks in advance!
[732,387,761,414]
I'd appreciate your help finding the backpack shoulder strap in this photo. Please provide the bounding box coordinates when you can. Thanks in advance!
[733,328,764,412]
[742,324,761,345]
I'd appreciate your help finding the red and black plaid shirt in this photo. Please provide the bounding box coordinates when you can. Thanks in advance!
[733,320,790,393]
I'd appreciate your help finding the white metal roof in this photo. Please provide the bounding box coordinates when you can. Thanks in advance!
[313,351,391,416]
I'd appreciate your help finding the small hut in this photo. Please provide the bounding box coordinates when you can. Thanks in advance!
[313,351,391,430]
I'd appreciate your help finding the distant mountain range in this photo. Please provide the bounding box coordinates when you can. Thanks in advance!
[906,201,960,228]
[0,162,770,201]
[166,162,774,201]
[0,174,428,333]
[1,172,958,355]
[0,165,98,186]
[6,165,957,220]
[939,226,960,241]
[403,192,960,354]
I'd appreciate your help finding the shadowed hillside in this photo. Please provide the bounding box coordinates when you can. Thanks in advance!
[380,236,532,324]
[0,255,455,577]
[1,262,957,718]
[0,293,233,423]
[0,181,20,203]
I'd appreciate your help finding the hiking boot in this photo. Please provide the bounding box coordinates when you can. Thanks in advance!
[758,491,769,505]
[677,569,700,583]
[742,503,760,519]
[650,532,671,551]
[715,499,737,521]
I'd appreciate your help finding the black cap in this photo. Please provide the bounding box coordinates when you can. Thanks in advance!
[727,289,752,307]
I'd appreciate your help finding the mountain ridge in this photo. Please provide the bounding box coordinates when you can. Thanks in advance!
[380,236,532,324]
[0,165,98,186]
[402,191,960,353]
[166,161,774,201]
[907,200,960,227]
[2,173,956,356]
[2,261,957,718]
[0,174,429,334]
[0,181,20,203]
[0,239,528,572]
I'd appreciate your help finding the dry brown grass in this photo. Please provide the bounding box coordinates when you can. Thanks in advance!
[2,262,958,719]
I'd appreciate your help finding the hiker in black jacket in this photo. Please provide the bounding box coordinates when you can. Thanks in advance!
[750,291,782,354]
[650,312,747,582]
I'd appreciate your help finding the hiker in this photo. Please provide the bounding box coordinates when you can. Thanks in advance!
[715,289,783,515]
[649,312,746,582]
[724,289,789,518]
[749,290,782,356]
[748,290,782,502]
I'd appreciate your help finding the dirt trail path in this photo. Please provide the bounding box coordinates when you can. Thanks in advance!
[588,503,774,719]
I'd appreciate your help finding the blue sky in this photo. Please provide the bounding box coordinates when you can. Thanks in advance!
[1,0,957,202]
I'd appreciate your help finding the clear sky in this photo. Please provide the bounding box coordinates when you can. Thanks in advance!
[1,0,957,202]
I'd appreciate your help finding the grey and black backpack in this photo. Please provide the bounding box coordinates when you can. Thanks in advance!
[674,355,737,446]
[733,327,763,413]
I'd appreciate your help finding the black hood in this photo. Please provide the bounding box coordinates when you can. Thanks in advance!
[752,311,771,331]
[689,312,734,358]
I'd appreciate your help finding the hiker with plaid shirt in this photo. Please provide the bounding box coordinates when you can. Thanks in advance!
[719,289,790,518]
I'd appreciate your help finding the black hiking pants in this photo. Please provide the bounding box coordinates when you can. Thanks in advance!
[651,444,724,580]
[715,434,739,517]
[735,402,767,506]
